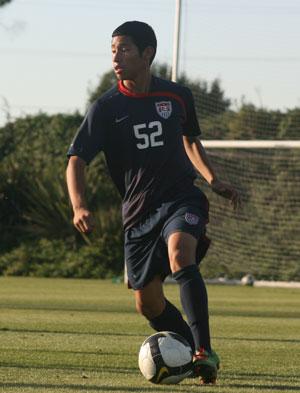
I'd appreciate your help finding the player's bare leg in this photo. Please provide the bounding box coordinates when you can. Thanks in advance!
[134,275,165,319]
[134,275,195,350]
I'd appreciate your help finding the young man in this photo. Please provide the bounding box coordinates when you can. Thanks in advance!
[66,21,239,384]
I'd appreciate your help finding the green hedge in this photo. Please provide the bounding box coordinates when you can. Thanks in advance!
[0,236,123,278]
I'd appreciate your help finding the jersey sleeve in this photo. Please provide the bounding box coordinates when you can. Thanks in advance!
[67,100,106,164]
[181,87,202,137]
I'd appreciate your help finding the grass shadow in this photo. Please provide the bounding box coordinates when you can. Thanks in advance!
[227,383,300,391]
[0,327,144,337]
[215,336,300,344]
[0,382,195,392]
[0,363,138,375]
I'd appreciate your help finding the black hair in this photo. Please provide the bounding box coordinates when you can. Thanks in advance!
[112,21,157,64]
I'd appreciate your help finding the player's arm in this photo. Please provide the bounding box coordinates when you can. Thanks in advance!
[66,101,104,232]
[183,136,240,209]
[183,136,216,185]
[66,156,95,233]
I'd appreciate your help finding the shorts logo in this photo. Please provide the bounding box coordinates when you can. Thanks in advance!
[185,212,199,225]
[155,101,172,119]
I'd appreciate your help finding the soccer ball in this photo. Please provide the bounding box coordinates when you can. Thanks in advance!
[241,273,255,286]
[138,331,193,384]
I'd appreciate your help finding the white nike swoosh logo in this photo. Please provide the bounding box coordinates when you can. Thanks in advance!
[115,115,129,123]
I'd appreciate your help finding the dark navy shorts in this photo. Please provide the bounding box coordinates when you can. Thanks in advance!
[124,189,210,290]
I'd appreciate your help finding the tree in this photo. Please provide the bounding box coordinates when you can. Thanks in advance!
[278,108,300,139]
[0,112,123,278]
[86,63,231,119]
[226,104,283,139]
[87,70,117,105]
[0,0,12,7]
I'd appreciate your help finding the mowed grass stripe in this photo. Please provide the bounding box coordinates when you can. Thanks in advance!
[0,277,299,393]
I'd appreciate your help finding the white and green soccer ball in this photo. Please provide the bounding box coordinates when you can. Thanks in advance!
[138,331,193,385]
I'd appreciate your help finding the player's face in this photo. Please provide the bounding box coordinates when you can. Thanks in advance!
[111,36,147,80]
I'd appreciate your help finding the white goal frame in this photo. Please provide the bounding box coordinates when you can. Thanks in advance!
[201,140,300,148]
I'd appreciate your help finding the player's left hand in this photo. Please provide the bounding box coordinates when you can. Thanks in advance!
[211,178,241,210]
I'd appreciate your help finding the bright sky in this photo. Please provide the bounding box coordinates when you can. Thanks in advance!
[1,0,299,126]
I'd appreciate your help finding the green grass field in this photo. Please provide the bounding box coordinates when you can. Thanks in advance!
[0,277,299,393]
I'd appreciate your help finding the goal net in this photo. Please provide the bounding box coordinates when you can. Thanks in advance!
[198,140,300,282]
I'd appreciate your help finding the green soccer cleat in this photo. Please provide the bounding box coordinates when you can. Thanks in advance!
[192,348,220,384]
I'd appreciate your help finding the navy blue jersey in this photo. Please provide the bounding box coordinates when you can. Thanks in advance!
[67,76,202,229]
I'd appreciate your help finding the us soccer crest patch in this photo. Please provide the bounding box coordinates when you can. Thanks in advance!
[155,101,172,119]
[185,212,199,225]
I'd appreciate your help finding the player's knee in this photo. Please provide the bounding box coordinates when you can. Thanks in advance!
[168,232,197,273]
[135,299,151,317]
[169,247,190,273]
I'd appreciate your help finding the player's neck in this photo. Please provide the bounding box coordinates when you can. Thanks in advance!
[123,71,152,94]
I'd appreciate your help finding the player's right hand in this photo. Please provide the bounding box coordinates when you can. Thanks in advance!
[73,207,95,233]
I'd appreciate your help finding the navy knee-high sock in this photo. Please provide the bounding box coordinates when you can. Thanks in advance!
[173,264,211,352]
[149,299,195,352]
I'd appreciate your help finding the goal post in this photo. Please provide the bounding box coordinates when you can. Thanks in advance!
[201,140,300,148]
[197,139,300,282]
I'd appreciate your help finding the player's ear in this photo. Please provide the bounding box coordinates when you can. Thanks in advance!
[142,46,155,65]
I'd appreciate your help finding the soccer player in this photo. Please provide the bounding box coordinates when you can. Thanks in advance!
[66,21,239,384]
